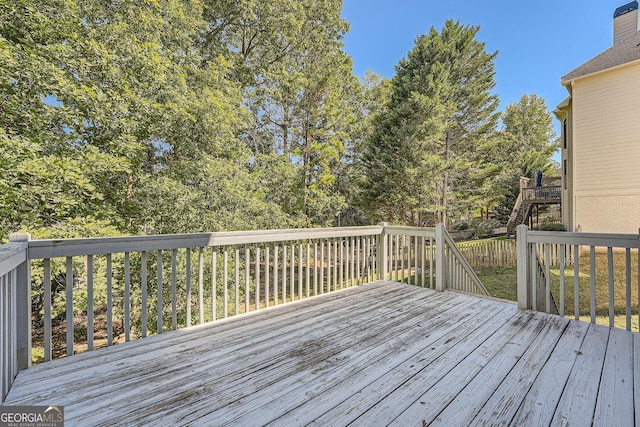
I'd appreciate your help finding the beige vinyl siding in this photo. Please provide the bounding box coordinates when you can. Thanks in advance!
[571,63,640,233]
[573,64,640,191]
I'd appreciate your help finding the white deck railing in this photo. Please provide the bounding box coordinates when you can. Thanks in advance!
[0,223,488,402]
[0,237,31,402]
[517,225,639,330]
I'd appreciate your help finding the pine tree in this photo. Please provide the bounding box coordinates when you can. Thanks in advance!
[361,20,499,226]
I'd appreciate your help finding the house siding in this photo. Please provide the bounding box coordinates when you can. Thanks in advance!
[571,63,640,233]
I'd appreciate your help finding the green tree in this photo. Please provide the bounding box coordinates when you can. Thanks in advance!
[361,20,499,226]
[200,0,355,226]
[494,94,559,221]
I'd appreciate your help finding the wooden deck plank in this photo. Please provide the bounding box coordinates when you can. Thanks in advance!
[510,320,589,426]
[594,327,634,426]
[392,313,567,426]
[86,286,457,425]
[19,280,394,378]
[3,281,638,426]
[470,319,586,426]
[33,284,447,424]
[313,305,530,427]
[8,282,419,401]
[153,292,488,426]
[216,298,517,427]
[550,323,610,426]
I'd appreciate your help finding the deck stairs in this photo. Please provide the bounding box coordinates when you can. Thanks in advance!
[507,176,561,236]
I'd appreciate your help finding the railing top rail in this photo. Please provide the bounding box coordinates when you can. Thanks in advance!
[383,225,436,237]
[0,242,28,274]
[525,228,639,248]
[27,226,384,259]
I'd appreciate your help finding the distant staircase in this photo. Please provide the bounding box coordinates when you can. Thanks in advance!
[507,176,561,236]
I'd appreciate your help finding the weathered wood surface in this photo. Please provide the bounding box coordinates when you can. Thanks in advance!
[3,281,638,426]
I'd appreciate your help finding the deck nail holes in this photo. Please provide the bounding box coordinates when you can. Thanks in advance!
[574,349,582,355]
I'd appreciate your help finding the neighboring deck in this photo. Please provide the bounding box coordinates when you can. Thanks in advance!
[4,281,639,426]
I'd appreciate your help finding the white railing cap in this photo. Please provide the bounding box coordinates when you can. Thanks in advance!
[9,233,31,242]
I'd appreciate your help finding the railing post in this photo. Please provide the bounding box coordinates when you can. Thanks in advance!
[435,224,445,292]
[516,225,529,310]
[378,223,388,280]
[9,233,32,370]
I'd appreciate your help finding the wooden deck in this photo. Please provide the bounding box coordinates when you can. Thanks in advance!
[3,281,639,426]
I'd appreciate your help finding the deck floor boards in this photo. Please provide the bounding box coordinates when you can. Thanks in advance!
[3,280,638,426]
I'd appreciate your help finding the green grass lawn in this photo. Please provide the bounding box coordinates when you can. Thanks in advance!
[475,267,517,301]
[474,253,639,332]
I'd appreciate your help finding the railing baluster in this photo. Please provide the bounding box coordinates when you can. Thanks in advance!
[394,235,399,281]
[429,237,434,289]
[298,243,303,298]
[305,243,310,298]
[235,246,240,315]
[273,244,279,305]
[529,245,537,312]
[244,245,250,313]
[415,236,419,285]
[265,246,270,307]
[559,244,565,317]
[590,246,596,323]
[106,254,113,346]
[87,255,94,350]
[314,242,318,295]
[333,239,338,291]
[607,247,614,328]
[43,259,51,361]
[199,247,204,323]
[574,245,580,320]
[407,236,412,286]
[66,256,73,356]
[356,238,361,284]
[421,236,426,287]
[320,241,325,294]
[157,251,163,334]
[545,244,551,314]
[171,249,177,329]
[338,239,344,289]
[291,242,295,300]
[186,249,191,326]
[256,246,261,310]
[211,248,216,321]
[625,248,631,331]
[223,248,228,318]
[141,251,147,338]
[326,241,331,292]
[124,252,130,342]
[400,235,405,283]
[351,237,356,285]
[282,244,287,303]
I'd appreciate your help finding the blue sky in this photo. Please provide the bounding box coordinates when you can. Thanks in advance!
[341,0,626,121]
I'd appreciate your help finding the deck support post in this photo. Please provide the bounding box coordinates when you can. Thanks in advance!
[516,225,530,310]
[435,224,445,292]
[378,223,388,281]
[8,233,32,370]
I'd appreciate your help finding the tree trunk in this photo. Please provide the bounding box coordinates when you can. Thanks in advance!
[441,132,450,227]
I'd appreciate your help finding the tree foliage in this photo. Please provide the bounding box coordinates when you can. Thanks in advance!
[493,94,559,220]
[361,20,500,226]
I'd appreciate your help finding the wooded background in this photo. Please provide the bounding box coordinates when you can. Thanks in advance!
[0,0,558,241]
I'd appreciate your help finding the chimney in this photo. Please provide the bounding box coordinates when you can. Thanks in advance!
[614,1,639,44]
